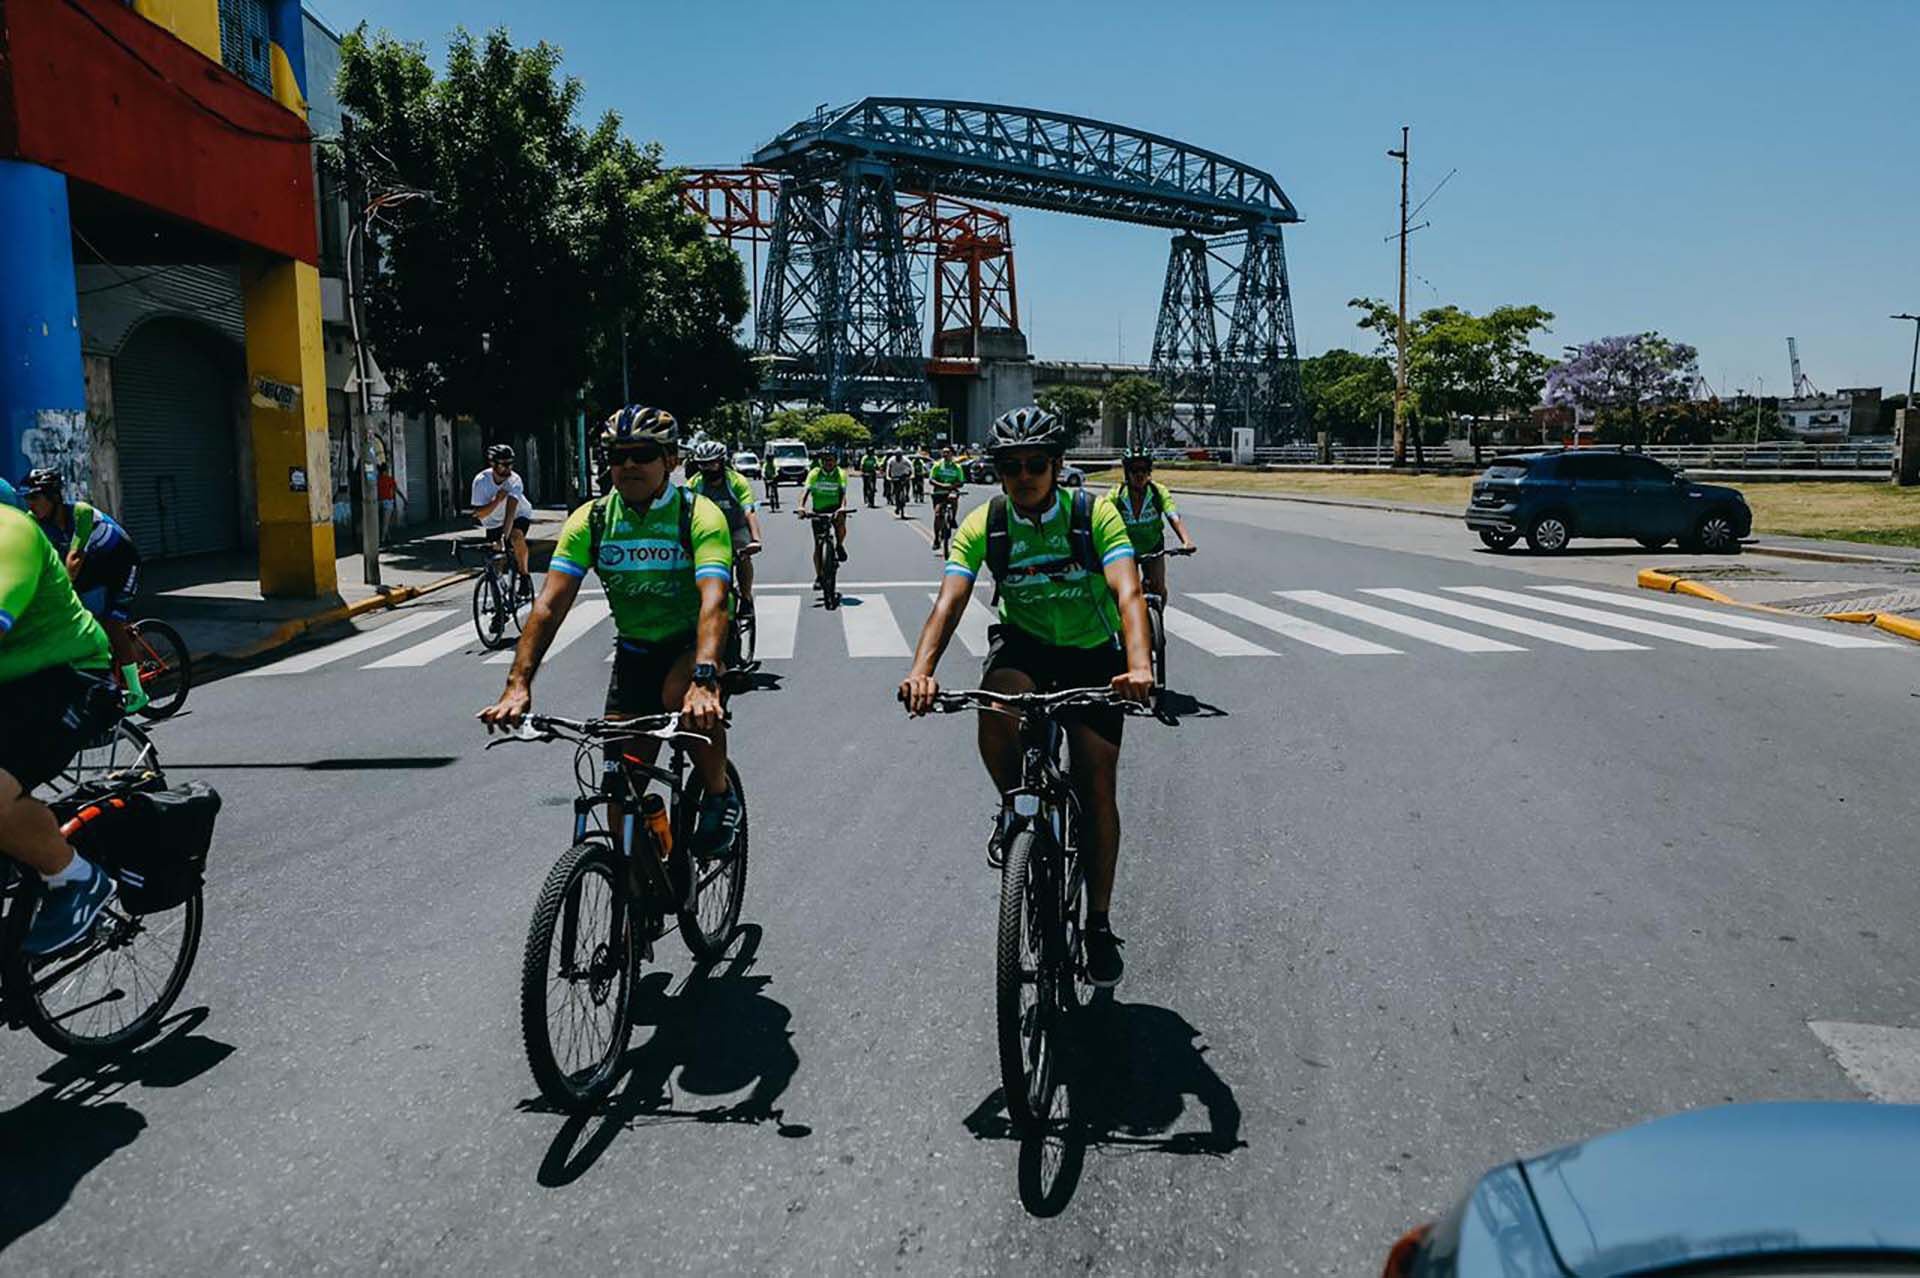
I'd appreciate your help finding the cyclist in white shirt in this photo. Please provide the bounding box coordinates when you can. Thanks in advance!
[471,444,533,598]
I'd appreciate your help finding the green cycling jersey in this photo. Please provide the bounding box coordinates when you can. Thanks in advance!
[930,461,966,489]
[0,504,111,683]
[687,469,756,531]
[1107,480,1179,553]
[549,486,734,643]
[801,466,849,512]
[945,491,1135,649]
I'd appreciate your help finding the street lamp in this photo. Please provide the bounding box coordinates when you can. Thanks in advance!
[1894,313,1920,410]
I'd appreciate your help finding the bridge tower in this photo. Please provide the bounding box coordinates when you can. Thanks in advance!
[1150,234,1220,445]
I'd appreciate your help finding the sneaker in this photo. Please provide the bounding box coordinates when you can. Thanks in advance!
[691,787,743,860]
[835,546,848,563]
[1084,922,1125,989]
[986,810,1016,869]
[24,862,115,957]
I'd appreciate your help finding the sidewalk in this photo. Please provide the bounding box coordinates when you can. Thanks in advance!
[140,509,568,662]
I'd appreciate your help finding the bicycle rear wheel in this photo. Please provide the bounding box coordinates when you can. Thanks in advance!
[822,546,840,610]
[12,891,203,1059]
[997,829,1063,1132]
[520,842,636,1111]
[129,619,191,720]
[678,763,748,962]
[473,573,515,650]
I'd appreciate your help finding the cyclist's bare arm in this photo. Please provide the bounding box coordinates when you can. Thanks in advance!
[900,572,971,713]
[479,570,582,729]
[501,493,521,527]
[1168,511,1196,551]
[683,577,730,731]
[471,491,506,520]
[1103,557,1156,700]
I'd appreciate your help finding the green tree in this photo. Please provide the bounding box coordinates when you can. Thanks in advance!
[1105,376,1170,443]
[1299,349,1394,445]
[1036,385,1104,443]
[893,407,950,448]
[798,413,871,451]
[1348,298,1554,461]
[335,26,750,449]
[762,406,822,439]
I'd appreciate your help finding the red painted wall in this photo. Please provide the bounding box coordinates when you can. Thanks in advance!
[1,0,317,264]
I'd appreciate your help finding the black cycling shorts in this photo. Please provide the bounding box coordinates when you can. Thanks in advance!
[74,543,141,624]
[485,517,533,543]
[0,665,122,792]
[605,633,697,719]
[982,624,1126,746]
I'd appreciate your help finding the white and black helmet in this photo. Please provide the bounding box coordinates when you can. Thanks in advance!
[986,406,1066,455]
[486,443,516,465]
[689,438,728,464]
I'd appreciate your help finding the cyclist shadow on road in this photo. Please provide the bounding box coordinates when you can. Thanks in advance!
[533,924,807,1188]
[0,1008,235,1253]
[962,997,1244,1218]
[1151,690,1229,724]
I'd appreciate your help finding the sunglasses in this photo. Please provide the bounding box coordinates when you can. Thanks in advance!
[993,455,1054,478]
[608,445,664,465]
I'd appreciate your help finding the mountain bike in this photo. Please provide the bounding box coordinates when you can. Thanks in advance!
[458,534,530,651]
[763,477,782,513]
[931,491,961,557]
[798,509,851,610]
[1134,545,1194,696]
[490,712,748,1112]
[123,618,191,720]
[892,477,909,520]
[918,686,1151,1131]
[4,750,206,1059]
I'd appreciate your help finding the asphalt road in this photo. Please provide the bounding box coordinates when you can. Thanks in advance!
[4,487,1917,1275]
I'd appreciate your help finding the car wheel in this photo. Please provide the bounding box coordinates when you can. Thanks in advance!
[1525,513,1571,554]
[1477,529,1518,551]
[1635,536,1670,550]
[1692,510,1741,554]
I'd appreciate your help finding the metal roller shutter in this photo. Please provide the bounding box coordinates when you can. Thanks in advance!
[115,321,242,559]
[403,413,429,523]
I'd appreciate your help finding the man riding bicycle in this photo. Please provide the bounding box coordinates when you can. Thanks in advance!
[884,449,912,512]
[910,451,929,503]
[928,446,967,550]
[21,469,149,713]
[858,448,880,508]
[798,448,851,581]
[470,444,533,600]
[1108,446,1197,600]
[0,503,123,956]
[686,439,764,613]
[899,406,1153,989]
[478,405,741,856]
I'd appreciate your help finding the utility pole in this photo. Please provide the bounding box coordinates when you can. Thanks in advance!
[1895,313,1920,409]
[1388,127,1410,468]
[621,323,630,404]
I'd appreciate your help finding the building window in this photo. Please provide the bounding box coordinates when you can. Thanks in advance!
[219,0,274,95]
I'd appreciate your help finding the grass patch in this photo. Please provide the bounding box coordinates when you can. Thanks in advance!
[1791,527,1920,549]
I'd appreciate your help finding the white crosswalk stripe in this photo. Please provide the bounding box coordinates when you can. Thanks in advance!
[753,595,801,660]
[1278,590,1525,653]
[485,599,609,665]
[240,609,453,676]
[364,618,483,668]
[1188,593,1400,655]
[840,594,912,658]
[1362,588,1647,651]
[1446,587,1771,649]
[1535,585,1900,649]
[1159,606,1277,656]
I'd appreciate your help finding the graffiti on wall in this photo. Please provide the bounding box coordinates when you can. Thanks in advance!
[21,409,93,497]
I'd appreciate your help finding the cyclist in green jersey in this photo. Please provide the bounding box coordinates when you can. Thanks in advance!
[686,439,764,612]
[798,448,852,577]
[858,449,880,508]
[900,407,1153,988]
[22,468,148,712]
[928,446,967,551]
[0,504,124,955]
[1108,446,1197,600]
[478,405,742,855]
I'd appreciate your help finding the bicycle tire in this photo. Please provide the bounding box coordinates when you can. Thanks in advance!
[822,550,840,610]
[128,619,191,720]
[678,763,747,962]
[42,719,161,799]
[733,604,757,668]
[473,573,514,651]
[1149,600,1167,693]
[12,890,203,1059]
[996,829,1059,1132]
[520,841,637,1112]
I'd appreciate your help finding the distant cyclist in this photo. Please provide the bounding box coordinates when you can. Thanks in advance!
[911,451,929,503]
[929,446,967,550]
[1108,446,1196,601]
[471,444,533,600]
[858,448,881,508]
[21,469,149,713]
[686,439,763,612]
[798,448,851,581]
[884,449,912,511]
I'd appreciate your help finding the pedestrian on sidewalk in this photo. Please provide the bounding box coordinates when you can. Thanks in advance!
[376,465,405,545]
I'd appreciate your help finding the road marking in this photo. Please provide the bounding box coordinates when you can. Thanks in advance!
[840,594,912,657]
[239,610,452,676]
[754,595,801,660]
[1536,586,1901,649]
[485,599,609,664]
[364,619,484,668]
[1188,593,1399,655]
[1160,606,1277,656]
[1279,590,1525,652]
[1446,587,1772,649]
[1363,588,1646,651]
[933,593,997,656]
[1809,1021,1920,1102]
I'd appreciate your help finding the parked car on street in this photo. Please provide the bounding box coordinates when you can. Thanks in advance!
[732,451,761,479]
[1059,463,1085,488]
[1464,449,1751,554]
[1379,1102,1920,1277]
[965,456,996,485]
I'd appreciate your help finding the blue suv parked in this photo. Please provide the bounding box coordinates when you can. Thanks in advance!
[1465,449,1751,554]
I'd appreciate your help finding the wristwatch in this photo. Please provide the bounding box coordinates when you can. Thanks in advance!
[691,662,720,689]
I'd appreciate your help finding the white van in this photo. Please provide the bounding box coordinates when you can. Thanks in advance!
[766,438,812,483]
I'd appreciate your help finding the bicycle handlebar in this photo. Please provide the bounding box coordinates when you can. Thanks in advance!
[484,710,726,749]
[914,686,1154,718]
[1134,545,1196,564]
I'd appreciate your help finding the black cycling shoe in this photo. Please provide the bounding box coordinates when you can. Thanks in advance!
[986,811,1021,869]
[835,545,848,563]
[1084,922,1125,989]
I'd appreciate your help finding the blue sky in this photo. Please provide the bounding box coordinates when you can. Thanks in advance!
[312,0,1920,397]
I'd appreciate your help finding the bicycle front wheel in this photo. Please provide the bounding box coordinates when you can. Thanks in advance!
[997,829,1063,1131]
[520,842,637,1112]
[473,574,514,650]
[1149,601,1167,693]
[678,763,747,962]
[13,891,203,1059]
[129,619,191,720]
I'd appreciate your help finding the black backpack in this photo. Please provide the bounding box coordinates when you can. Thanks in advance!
[983,489,1102,605]
[586,489,697,573]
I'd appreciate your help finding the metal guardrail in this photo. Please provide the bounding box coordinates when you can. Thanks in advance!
[1068,440,1896,471]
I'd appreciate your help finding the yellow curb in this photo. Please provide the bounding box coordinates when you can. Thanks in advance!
[1638,569,1920,643]
[227,568,477,661]
[1824,611,1920,643]
[1635,568,1739,604]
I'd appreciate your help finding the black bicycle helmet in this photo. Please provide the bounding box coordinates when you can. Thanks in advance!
[21,467,64,495]
[599,405,678,451]
[486,444,515,465]
[1122,443,1155,464]
[986,406,1066,455]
